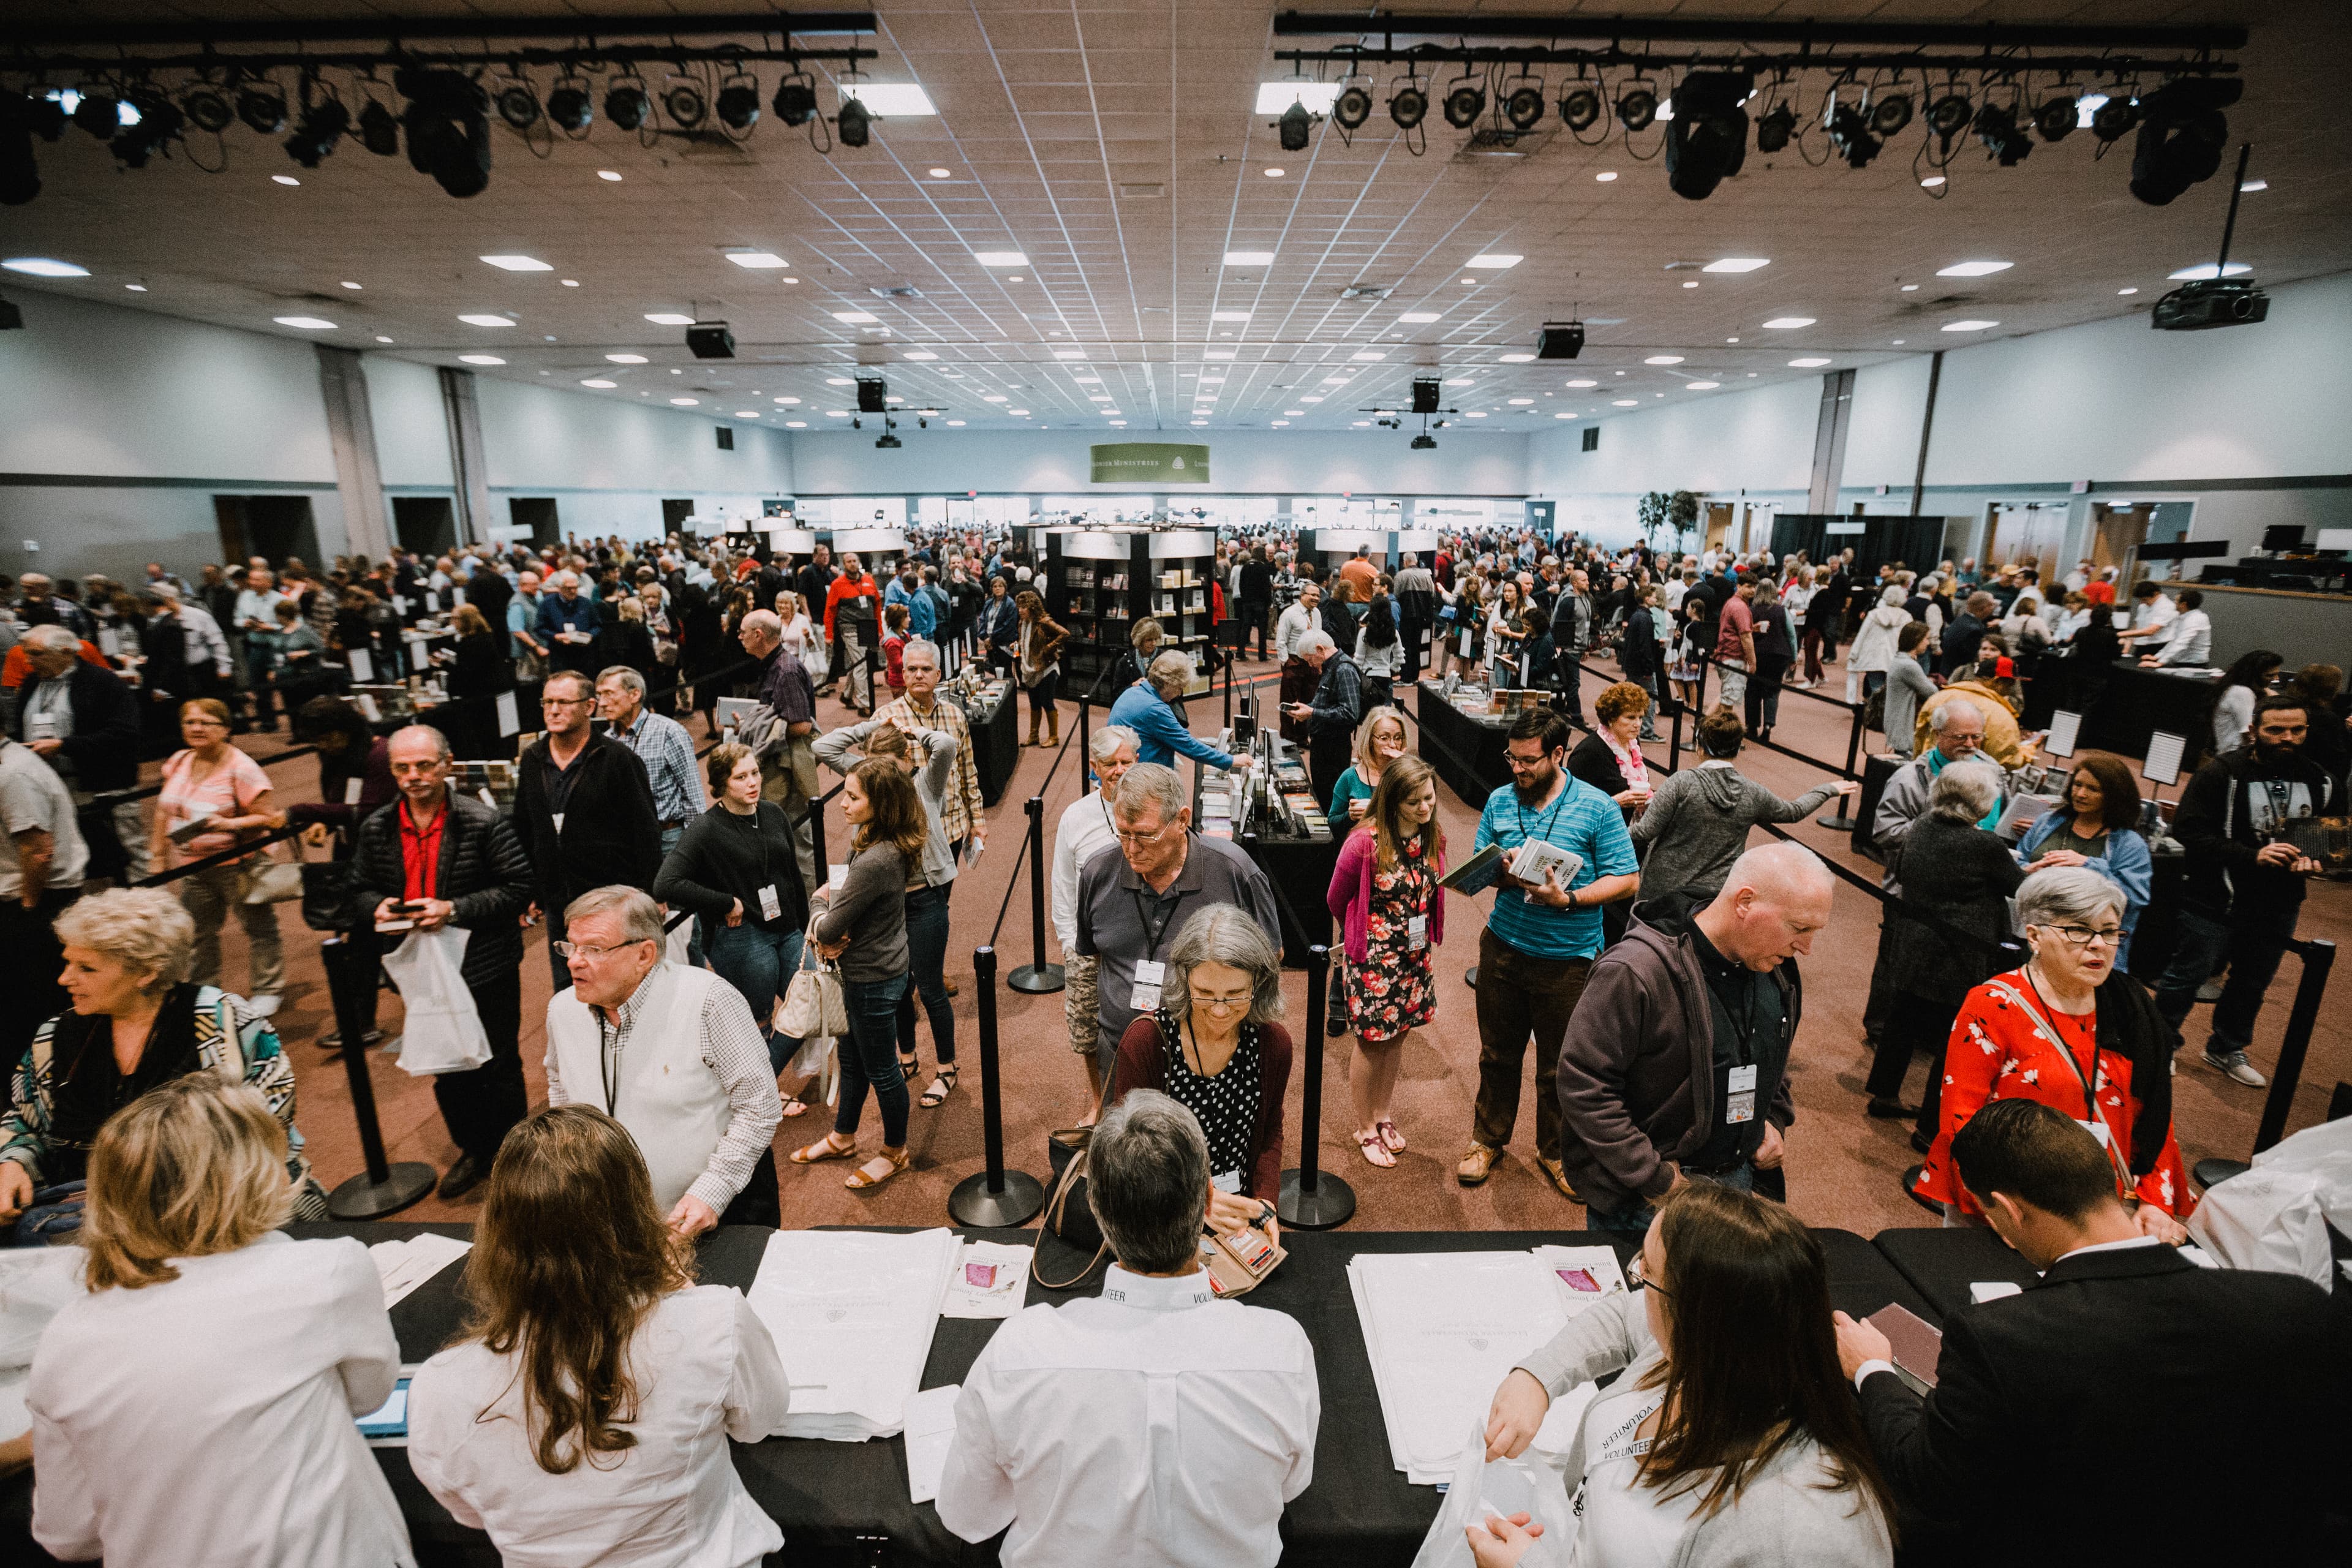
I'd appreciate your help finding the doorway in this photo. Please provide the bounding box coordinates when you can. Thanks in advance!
[1983,502,2070,579]
[1703,502,1733,552]
[213,495,322,569]
[662,499,696,536]
[392,497,458,558]
[507,497,560,549]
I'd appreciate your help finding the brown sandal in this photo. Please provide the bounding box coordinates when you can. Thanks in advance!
[790,1132,855,1164]
[845,1147,910,1190]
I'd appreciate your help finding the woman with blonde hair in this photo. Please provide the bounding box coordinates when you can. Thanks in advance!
[25,1076,412,1566]
[408,1106,793,1566]
[1325,704,1409,824]
[1326,755,1446,1167]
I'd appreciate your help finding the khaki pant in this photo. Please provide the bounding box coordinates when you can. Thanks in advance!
[1063,953,1100,1054]
[180,861,285,999]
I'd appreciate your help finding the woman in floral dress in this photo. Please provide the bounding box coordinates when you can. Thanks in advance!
[1327,755,1446,1168]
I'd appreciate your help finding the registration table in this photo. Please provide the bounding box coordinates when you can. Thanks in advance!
[961,681,1020,806]
[1414,679,1514,810]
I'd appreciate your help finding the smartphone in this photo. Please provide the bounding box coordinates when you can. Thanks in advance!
[356,1378,412,1439]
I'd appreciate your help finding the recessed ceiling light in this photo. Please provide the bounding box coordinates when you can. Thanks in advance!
[644,312,695,325]
[1683,281,1699,289]
[1507,397,1534,405]
[458,354,505,365]
[725,251,790,269]
[273,315,336,330]
[841,83,938,116]
[1398,312,1441,323]
[2118,287,2139,296]
[1204,350,1236,360]
[983,394,1008,402]
[928,167,952,178]
[1224,250,1276,266]
[1109,419,1128,426]
[775,395,801,404]
[1901,284,1920,292]
[903,350,939,361]
[946,419,965,426]
[1684,380,1721,390]
[273,175,300,186]
[1302,396,1323,403]
[481,254,553,271]
[1566,379,1597,388]
[1788,356,1833,367]
[1498,352,1536,363]
[375,335,394,344]
[1352,420,1370,427]
[972,251,1027,268]
[1201,375,1227,384]
[1008,408,1030,416]
[2239,179,2267,192]
[2169,262,2251,280]
[1272,419,1290,427]
[734,410,762,418]
[1611,399,1640,407]
[2,258,89,277]
[1444,377,1476,387]
[671,368,682,374]
[1352,350,1386,361]
[338,280,363,290]
[826,377,854,386]
[1211,311,1251,322]
[1761,317,1815,328]
[1703,258,1771,273]
[458,314,516,327]
[786,420,808,428]
[1920,175,1946,187]
[1264,167,1284,178]
[1320,377,1347,385]
[831,310,880,323]
[124,282,146,291]
[1283,408,1305,417]
[669,397,699,405]
[606,353,649,364]
[1942,319,1999,331]
[1467,253,1523,270]
[1725,337,1740,344]
[1054,349,1085,360]
[581,378,617,388]
[828,410,850,417]
[1554,412,1575,419]
[1937,260,2013,277]
[1072,374,1102,383]
[1644,355,1686,365]
[561,279,579,287]
[1595,170,1618,182]
[1891,339,1905,345]
[1466,412,1488,419]
[1255,81,1342,114]
[1193,419,1210,426]
[597,170,622,181]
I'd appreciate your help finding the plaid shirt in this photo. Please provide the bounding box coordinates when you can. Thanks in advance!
[879,691,985,844]
[609,708,705,826]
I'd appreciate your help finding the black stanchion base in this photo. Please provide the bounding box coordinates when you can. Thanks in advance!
[327,1161,437,1221]
[1278,1168,1356,1230]
[949,1169,1046,1228]
[1815,813,1861,832]
[1008,963,1066,995]
[1464,966,1478,990]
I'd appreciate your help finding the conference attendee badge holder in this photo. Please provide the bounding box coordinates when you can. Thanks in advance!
[1408,914,1428,952]
[348,648,374,683]
[496,690,520,737]
[759,884,783,922]
[344,777,365,806]
[1131,958,1165,1012]
[1725,1063,1758,1125]
[551,812,565,835]
[828,864,848,892]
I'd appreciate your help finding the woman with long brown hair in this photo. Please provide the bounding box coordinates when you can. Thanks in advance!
[407,1106,793,1567]
[1013,588,1069,747]
[1326,753,1446,1168]
[1477,1183,1895,1566]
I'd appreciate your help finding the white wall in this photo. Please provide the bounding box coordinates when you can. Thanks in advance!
[364,358,455,491]
[788,429,1530,497]
[1526,379,1820,540]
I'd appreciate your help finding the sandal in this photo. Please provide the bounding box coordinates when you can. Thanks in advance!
[919,1065,959,1108]
[1357,1131,1396,1169]
[845,1147,910,1190]
[1377,1120,1406,1154]
[897,1054,921,1085]
[777,1091,811,1119]
[789,1131,855,1164]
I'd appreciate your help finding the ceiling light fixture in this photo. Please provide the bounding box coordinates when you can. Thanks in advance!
[481,254,552,271]
[1869,89,1914,137]
[2033,96,2078,143]
[1255,82,1341,115]
[1443,80,1485,129]
[1389,80,1428,130]
[458,353,505,365]
[2,257,88,277]
[1276,102,1315,153]
[1645,355,1686,364]
[1703,257,1771,273]
[1333,84,1372,130]
[835,96,871,148]
[1942,318,1999,331]
[772,74,818,126]
[1788,356,1832,367]
[581,377,617,388]
[1466,254,1521,270]
[606,353,648,363]
[1685,380,1721,390]
[1559,85,1602,130]
[1616,83,1659,132]
[1755,102,1796,153]
[1398,311,1441,323]
[1594,170,1618,181]
[1224,250,1275,266]
[458,314,515,326]
[1938,260,2013,277]
[972,250,1027,267]
[273,315,336,330]
[1762,316,1815,328]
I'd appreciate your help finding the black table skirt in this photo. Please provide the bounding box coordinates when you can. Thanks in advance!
[968,693,1019,807]
[1413,681,1511,811]
[2081,660,2219,764]
[1871,1225,2042,1320]
[1252,831,1343,967]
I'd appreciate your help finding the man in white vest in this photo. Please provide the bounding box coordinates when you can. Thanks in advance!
[543,886,783,1234]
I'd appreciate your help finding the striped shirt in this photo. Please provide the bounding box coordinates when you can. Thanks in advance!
[1474,773,1639,961]
[609,708,706,826]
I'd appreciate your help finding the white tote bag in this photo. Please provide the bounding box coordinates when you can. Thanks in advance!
[380,927,493,1076]
[1409,1420,1578,1568]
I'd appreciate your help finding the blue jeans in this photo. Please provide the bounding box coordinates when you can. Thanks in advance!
[837,973,911,1147]
[1588,1158,1755,1234]
[895,883,956,1066]
[706,920,806,1073]
[660,826,703,968]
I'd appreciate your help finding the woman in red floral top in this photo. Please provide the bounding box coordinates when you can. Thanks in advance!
[1915,866,2192,1231]
[1327,755,1445,1169]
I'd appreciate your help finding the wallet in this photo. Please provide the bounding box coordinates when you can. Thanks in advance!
[1202,1223,1286,1297]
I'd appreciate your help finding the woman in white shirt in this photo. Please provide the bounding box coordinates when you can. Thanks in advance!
[26,1076,412,1568]
[408,1106,793,1568]
[1475,1183,1893,1568]
[774,589,820,668]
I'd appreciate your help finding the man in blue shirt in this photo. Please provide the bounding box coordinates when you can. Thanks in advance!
[1461,709,1639,1201]
[1107,651,1252,777]
[885,563,936,639]
[535,570,601,676]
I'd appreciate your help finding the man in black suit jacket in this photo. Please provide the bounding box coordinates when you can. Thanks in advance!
[1836,1099,2348,1567]
[514,669,662,992]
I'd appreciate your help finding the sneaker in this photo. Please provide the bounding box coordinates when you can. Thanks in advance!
[247,994,282,1018]
[2195,980,2225,1003]
[2202,1049,2267,1088]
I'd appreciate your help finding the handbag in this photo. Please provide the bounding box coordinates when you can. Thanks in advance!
[776,927,850,1039]
[1037,1125,1108,1287]
[300,859,360,932]
[244,854,305,905]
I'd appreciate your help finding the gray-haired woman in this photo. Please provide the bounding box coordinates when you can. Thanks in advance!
[1109,904,1294,1243]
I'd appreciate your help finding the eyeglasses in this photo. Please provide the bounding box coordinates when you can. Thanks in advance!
[1189,990,1253,1014]
[1114,818,1180,847]
[553,938,652,960]
[1626,1251,1671,1297]
[181,717,228,731]
[541,696,592,710]
[2035,923,2122,948]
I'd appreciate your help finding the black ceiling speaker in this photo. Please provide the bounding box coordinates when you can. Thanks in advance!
[1663,71,1752,200]
[773,75,818,126]
[546,81,593,134]
[1537,321,1586,360]
[1411,376,1441,414]
[1332,85,1372,130]
[396,67,491,198]
[1444,82,1485,129]
[687,320,736,358]
[357,99,400,154]
[1754,102,1795,153]
[2032,96,2077,143]
[1389,83,1427,130]
[2128,77,2240,206]
[1559,85,1602,131]
[857,375,889,412]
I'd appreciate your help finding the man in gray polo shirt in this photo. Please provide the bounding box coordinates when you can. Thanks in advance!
[1074,763,1279,1076]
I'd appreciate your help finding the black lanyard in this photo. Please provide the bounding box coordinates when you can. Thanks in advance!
[1132,884,1194,959]
[598,1016,624,1117]
[1511,780,1570,849]
[2022,969,2103,1117]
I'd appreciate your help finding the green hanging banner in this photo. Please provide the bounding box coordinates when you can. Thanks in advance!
[1090,442,1212,484]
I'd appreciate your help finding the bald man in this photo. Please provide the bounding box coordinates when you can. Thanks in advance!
[1556,842,1834,1232]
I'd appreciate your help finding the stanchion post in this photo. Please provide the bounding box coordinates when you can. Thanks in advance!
[1667,700,1684,775]
[1006,795,1066,994]
[1077,692,1091,775]
[2255,939,2335,1155]
[1279,943,1357,1230]
[949,945,1046,1227]
[321,934,437,1219]
[1816,706,1868,831]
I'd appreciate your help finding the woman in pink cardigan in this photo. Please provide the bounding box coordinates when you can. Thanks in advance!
[1325,755,1446,1168]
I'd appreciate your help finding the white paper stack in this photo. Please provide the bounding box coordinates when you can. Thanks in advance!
[369,1233,473,1310]
[747,1227,959,1441]
[902,1383,961,1504]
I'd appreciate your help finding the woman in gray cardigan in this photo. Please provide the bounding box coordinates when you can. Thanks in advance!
[1630,706,1858,904]
[1478,1183,1894,1568]
[1880,622,1939,758]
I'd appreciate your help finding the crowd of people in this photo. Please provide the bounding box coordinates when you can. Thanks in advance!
[0,521,2346,1567]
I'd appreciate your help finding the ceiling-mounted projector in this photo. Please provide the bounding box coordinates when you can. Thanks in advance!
[2151,278,2267,330]
[1537,321,1585,359]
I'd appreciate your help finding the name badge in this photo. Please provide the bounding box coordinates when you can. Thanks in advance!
[496,690,520,737]
[1726,1062,1758,1125]
[828,864,848,891]
[27,714,54,741]
[1132,958,1165,1012]
[393,595,409,616]
[551,811,566,835]
[344,777,364,806]
[2076,1117,2111,1149]
[1407,914,1428,952]
[1212,1169,1244,1194]
[758,884,783,922]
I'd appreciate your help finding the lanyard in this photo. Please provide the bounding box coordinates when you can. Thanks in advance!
[2010,971,2135,1191]
[1511,778,1570,848]
[598,1019,624,1117]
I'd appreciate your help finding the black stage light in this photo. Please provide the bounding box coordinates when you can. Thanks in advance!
[546,83,593,134]
[72,89,121,140]
[1277,102,1313,152]
[1444,83,1485,129]
[687,321,736,359]
[111,89,184,168]
[1559,85,1602,131]
[1869,90,1913,137]
[398,67,491,198]
[495,83,541,131]
[606,81,651,131]
[717,82,760,130]
[838,96,872,147]
[875,432,902,449]
[1411,433,1436,450]
[284,97,350,168]
[1925,91,1972,141]
[236,84,287,135]
[181,85,233,134]
[1537,320,1586,359]
[1616,85,1659,132]
[773,75,818,126]
[1411,376,1441,413]
[1389,84,1427,130]
[856,375,888,413]
[2033,96,2077,143]
[1504,85,1545,130]
[1754,102,1795,153]
[2092,94,2139,143]
[1826,103,1880,168]
[1333,85,1371,130]
[358,99,400,154]
[1664,70,1751,200]
[2128,77,2239,206]
[1973,102,2032,166]
[663,82,707,129]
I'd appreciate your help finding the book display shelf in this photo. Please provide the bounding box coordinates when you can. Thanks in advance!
[1045,527,1218,695]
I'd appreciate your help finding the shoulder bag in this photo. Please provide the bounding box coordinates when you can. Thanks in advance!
[775,921,850,1040]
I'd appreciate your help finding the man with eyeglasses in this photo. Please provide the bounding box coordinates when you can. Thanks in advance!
[1074,763,1277,1078]
[515,669,662,991]
[1052,725,1140,1119]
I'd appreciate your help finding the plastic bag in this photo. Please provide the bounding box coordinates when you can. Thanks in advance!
[380,927,492,1076]
[785,1028,840,1108]
[2187,1117,2352,1291]
[1408,1419,1577,1568]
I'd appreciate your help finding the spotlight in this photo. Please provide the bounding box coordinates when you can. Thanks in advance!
[546,81,593,134]
[357,99,400,155]
[1504,84,1545,130]
[494,83,541,131]
[1276,102,1314,153]
[1972,102,2032,166]
[605,80,651,131]
[2128,77,2239,206]
[1826,103,1880,168]
[282,97,350,168]
[2032,97,2076,143]
[663,81,707,129]
[773,74,818,126]
[1616,84,1659,132]
[1559,85,1602,131]
[236,83,287,135]
[1869,91,1913,137]
[181,85,233,134]
[1389,83,1428,130]
[875,432,902,449]
[1664,71,1751,200]
[1924,91,1972,140]
[837,96,872,148]
[1444,82,1485,129]
[1411,433,1436,450]
[72,88,121,140]
[111,88,184,168]
[396,67,491,198]
[1755,102,1795,153]
[717,80,760,131]
[2091,94,2140,143]
[1333,85,1372,131]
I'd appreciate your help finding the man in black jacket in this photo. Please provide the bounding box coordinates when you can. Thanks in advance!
[515,669,663,991]
[13,625,145,876]
[350,725,535,1197]
[1836,1099,2346,1567]
[1236,545,1275,661]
